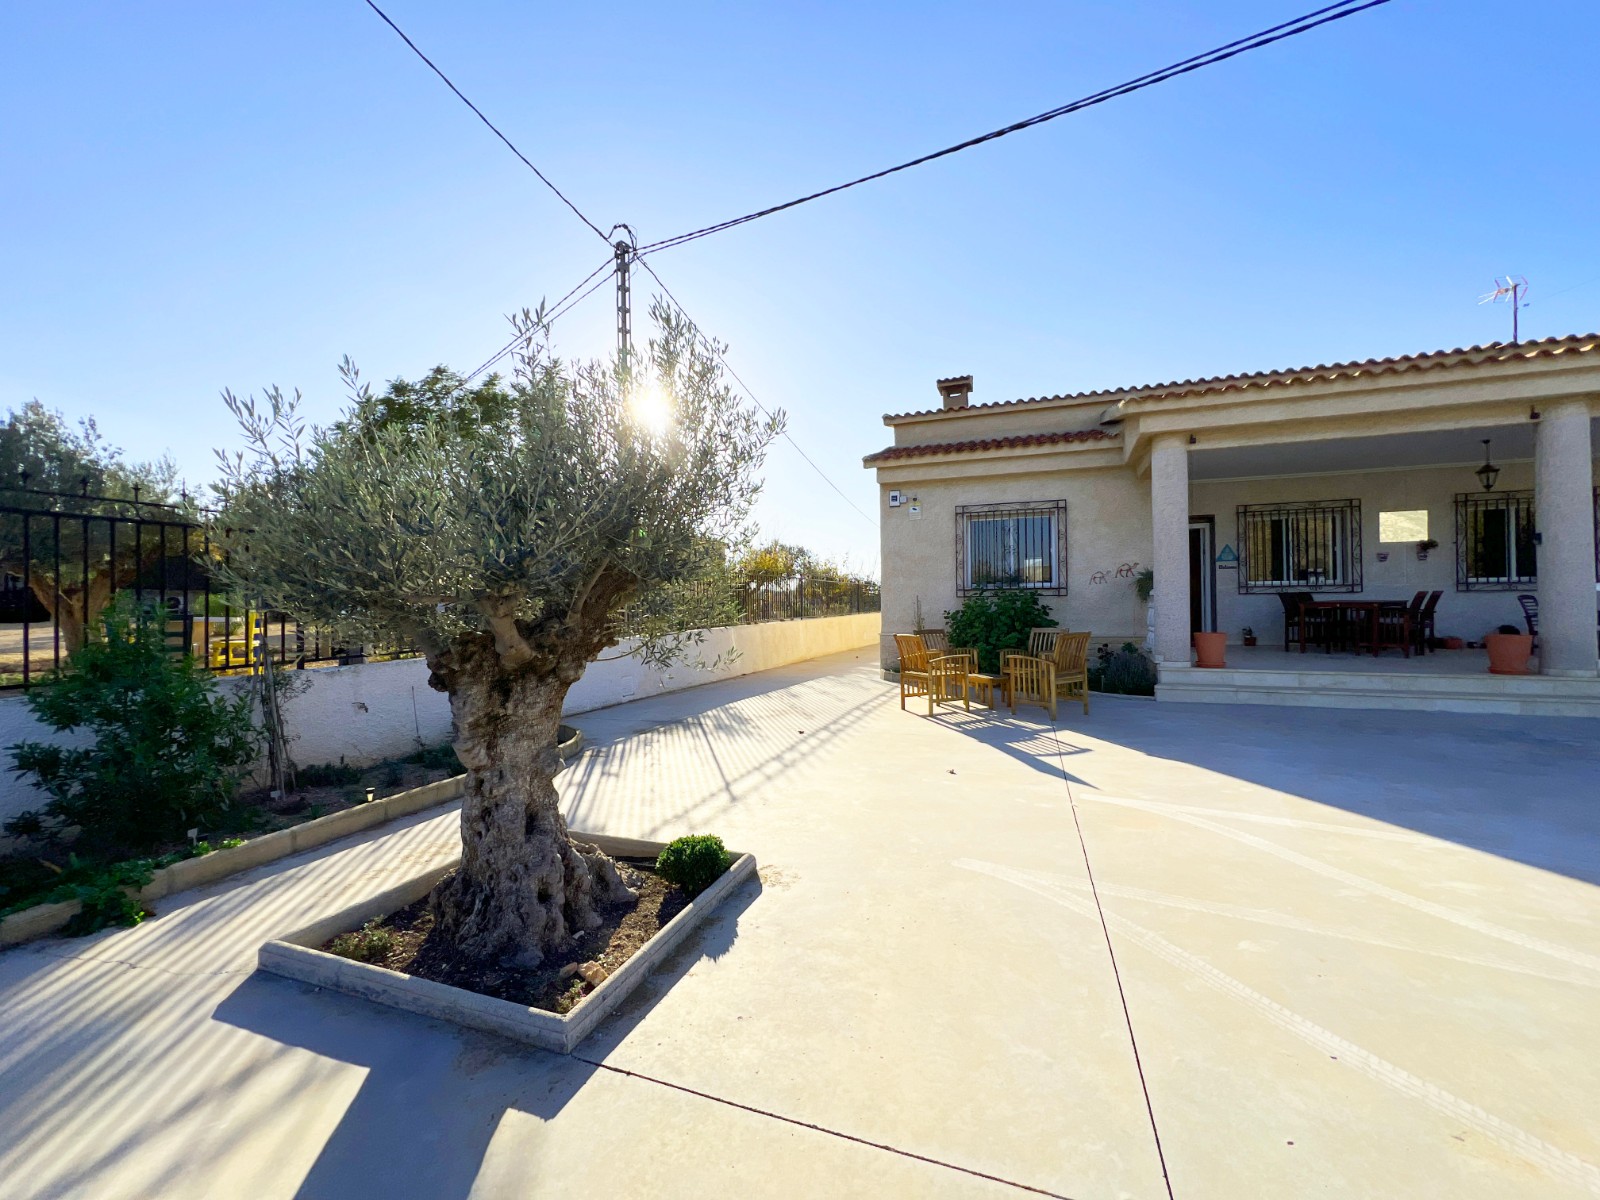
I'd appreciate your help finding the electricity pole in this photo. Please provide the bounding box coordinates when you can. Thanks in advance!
[613,231,635,374]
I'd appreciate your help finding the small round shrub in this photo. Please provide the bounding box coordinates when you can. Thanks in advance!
[328,920,395,963]
[655,834,731,897]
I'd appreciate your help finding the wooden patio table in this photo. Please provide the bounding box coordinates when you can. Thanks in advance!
[1298,599,1412,657]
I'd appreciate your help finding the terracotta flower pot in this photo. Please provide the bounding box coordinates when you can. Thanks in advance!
[1484,633,1533,675]
[1193,631,1228,669]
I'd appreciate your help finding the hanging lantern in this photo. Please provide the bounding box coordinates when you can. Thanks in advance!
[1474,439,1500,491]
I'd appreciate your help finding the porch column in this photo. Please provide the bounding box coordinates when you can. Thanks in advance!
[1534,399,1598,676]
[1150,433,1192,666]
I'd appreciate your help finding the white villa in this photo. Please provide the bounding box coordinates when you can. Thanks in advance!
[864,334,1600,717]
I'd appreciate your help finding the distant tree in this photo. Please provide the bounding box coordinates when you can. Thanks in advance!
[0,402,179,649]
[736,540,813,586]
[214,303,781,966]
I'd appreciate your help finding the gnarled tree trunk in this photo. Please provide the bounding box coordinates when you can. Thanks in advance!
[427,635,634,966]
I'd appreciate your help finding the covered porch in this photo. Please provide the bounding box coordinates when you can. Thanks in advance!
[1124,338,1600,715]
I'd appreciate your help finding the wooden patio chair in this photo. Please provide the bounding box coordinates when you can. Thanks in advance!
[1000,627,1062,673]
[1046,631,1091,715]
[1003,654,1057,721]
[917,629,979,671]
[893,633,970,715]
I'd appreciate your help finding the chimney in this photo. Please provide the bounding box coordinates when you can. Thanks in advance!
[936,375,973,410]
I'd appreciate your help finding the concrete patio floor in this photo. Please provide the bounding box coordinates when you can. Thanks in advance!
[1,650,1597,1199]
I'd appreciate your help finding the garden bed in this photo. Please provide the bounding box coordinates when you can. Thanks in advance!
[260,834,757,1054]
[0,726,586,946]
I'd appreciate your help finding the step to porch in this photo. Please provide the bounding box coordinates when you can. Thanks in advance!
[1156,666,1600,718]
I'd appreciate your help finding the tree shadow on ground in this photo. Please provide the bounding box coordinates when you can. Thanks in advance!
[1053,697,1600,887]
[211,874,761,1200]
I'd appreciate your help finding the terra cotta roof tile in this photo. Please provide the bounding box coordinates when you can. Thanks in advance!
[862,429,1113,464]
[882,334,1600,422]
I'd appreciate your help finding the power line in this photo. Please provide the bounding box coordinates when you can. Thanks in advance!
[633,256,878,529]
[638,0,1393,256]
[464,256,615,382]
[361,0,611,245]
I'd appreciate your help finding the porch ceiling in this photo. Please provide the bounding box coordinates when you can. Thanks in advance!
[1185,420,1598,480]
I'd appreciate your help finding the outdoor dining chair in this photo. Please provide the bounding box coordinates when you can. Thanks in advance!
[1518,594,1539,652]
[1278,592,1318,651]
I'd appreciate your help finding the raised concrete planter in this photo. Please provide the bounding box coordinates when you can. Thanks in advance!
[1,727,588,949]
[259,833,757,1054]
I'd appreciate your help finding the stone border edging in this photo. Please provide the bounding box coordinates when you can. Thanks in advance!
[0,726,588,949]
[0,775,466,948]
[259,834,757,1054]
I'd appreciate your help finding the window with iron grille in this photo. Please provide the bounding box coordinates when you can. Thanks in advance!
[955,501,1067,595]
[1236,499,1362,593]
[1453,491,1538,590]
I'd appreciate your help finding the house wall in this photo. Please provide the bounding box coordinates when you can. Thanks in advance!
[878,464,1151,664]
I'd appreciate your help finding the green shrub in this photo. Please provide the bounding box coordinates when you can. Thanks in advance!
[61,859,155,935]
[944,591,1057,673]
[1089,642,1158,696]
[0,840,223,925]
[297,760,362,787]
[655,834,731,897]
[328,919,395,963]
[405,743,462,772]
[3,597,262,854]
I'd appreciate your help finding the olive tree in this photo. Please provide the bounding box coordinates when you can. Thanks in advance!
[0,402,180,649]
[214,304,780,965]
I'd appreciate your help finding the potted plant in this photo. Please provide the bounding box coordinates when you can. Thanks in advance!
[1241,626,1257,647]
[1484,624,1533,675]
[1416,538,1439,562]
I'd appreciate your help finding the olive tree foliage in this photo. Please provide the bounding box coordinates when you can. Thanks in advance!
[212,303,782,964]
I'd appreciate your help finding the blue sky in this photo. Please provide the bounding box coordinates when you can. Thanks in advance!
[3,1,1596,573]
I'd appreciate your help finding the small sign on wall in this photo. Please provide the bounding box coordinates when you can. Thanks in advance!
[907,502,922,520]
[1216,543,1238,571]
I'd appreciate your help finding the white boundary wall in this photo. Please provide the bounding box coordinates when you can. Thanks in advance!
[0,613,878,831]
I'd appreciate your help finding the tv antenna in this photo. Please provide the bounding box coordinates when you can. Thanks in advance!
[1478,275,1530,344]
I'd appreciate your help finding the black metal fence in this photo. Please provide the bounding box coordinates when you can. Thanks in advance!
[0,484,880,689]
[617,575,880,637]
[0,485,410,691]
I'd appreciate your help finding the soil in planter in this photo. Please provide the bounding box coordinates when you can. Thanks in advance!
[322,861,688,1014]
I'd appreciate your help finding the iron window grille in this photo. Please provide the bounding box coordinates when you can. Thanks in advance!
[1454,490,1537,591]
[955,501,1068,596]
[1236,499,1362,593]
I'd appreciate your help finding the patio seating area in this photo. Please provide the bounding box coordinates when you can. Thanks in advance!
[896,628,1091,720]
[1281,590,1444,658]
